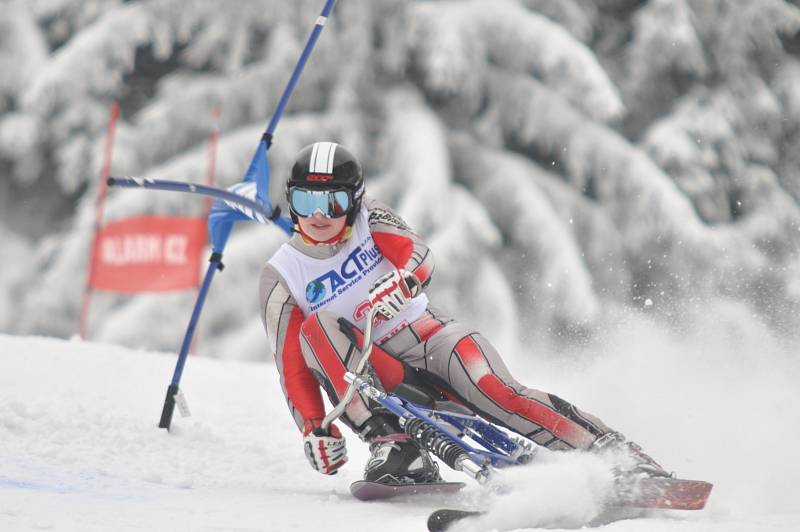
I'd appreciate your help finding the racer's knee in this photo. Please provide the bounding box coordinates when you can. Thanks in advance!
[299,311,350,368]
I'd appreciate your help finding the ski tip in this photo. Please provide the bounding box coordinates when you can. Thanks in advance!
[427,509,484,532]
[624,477,714,510]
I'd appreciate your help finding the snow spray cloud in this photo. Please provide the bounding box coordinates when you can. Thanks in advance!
[458,452,616,531]
[506,298,800,518]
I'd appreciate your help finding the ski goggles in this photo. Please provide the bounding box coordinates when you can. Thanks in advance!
[288,187,352,218]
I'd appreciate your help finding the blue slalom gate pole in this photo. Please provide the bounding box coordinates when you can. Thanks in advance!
[143,0,339,431]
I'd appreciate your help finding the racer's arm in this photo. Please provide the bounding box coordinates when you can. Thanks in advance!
[364,197,434,289]
[259,263,325,434]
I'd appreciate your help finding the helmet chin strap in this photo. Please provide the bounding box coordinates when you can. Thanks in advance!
[296,223,353,246]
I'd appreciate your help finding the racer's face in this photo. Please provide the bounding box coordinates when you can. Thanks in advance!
[297,211,347,242]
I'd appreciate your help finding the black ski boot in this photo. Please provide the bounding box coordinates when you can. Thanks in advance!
[359,414,441,485]
[591,432,673,479]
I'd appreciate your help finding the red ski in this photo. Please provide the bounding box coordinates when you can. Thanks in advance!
[351,480,466,501]
[617,477,713,510]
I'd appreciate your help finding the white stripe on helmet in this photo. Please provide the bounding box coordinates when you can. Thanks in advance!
[309,142,319,172]
[309,142,337,173]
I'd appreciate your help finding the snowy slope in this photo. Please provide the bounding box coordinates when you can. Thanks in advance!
[1,328,798,532]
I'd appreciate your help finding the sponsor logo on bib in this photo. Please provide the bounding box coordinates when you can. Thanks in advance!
[304,236,384,311]
[306,280,327,304]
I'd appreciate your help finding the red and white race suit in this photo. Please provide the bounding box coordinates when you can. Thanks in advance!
[259,196,612,450]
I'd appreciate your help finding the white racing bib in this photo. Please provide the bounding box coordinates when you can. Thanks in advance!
[269,207,428,343]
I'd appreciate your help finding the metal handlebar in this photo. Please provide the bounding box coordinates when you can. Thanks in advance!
[321,305,382,431]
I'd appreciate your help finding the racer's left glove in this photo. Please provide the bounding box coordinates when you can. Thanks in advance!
[368,269,421,320]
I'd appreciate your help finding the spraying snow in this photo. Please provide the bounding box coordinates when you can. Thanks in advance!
[456,453,616,531]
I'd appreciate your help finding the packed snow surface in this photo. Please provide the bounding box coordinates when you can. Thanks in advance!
[1,317,798,531]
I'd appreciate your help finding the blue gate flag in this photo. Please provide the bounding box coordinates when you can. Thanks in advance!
[207,139,294,252]
[243,138,272,208]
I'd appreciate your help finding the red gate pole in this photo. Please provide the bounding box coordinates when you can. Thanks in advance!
[79,102,121,339]
[204,106,221,213]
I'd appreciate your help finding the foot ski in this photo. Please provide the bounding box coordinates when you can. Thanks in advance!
[617,477,713,510]
[427,509,484,532]
[350,480,465,501]
[426,478,712,531]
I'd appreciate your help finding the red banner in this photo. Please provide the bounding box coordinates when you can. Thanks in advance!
[90,216,207,293]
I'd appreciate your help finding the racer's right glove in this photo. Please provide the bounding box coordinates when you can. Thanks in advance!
[303,418,348,475]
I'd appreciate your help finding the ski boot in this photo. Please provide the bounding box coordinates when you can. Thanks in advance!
[359,414,441,485]
[591,432,673,479]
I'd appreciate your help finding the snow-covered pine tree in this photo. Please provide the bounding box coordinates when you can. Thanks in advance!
[2,0,800,358]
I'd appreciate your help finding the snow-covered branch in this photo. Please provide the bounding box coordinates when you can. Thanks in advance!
[411,0,624,123]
